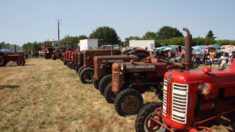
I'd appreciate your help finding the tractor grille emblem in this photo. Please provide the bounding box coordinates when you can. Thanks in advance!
[167,75,172,83]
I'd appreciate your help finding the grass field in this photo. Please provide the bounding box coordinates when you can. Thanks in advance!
[0,58,233,132]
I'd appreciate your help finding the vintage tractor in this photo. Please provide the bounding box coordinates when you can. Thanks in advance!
[44,45,55,59]
[0,52,25,67]
[105,58,183,116]
[93,48,150,91]
[52,48,65,60]
[104,54,188,116]
[104,28,198,116]
[93,55,139,91]
[63,50,76,68]
[78,49,121,84]
[135,28,235,132]
[67,51,77,69]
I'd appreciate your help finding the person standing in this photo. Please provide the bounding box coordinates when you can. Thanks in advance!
[220,53,228,68]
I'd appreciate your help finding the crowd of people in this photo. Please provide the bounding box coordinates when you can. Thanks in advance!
[153,45,234,68]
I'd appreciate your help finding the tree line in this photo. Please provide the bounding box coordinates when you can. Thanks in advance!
[125,26,235,46]
[0,42,12,49]
[2,26,235,52]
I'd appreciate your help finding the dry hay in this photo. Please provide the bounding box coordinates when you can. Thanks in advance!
[0,58,232,132]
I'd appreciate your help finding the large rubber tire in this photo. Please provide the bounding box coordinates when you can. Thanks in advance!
[70,63,75,69]
[115,88,143,116]
[52,55,56,60]
[77,66,85,76]
[74,65,78,71]
[135,103,165,132]
[99,74,112,95]
[0,54,7,67]
[63,60,67,65]
[79,67,94,84]
[16,58,25,66]
[93,80,99,89]
[68,62,72,69]
[103,83,115,103]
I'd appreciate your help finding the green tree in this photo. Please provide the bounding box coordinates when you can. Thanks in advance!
[22,41,42,51]
[89,26,120,46]
[192,37,205,46]
[0,42,5,49]
[216,40,231,45]
[143,32,157,40]
[61,35,87,49]
[206,30,216,40]
[157,26,183,39]
[61,35,78,48]
[78,35,88,40]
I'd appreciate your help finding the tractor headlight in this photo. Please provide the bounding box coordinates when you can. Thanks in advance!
[121,64,124,70]
[198,83,211,95]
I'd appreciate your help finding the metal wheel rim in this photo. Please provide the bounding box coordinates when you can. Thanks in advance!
[144,107,162,131]
[83,71,93,83]
[0,56,3,65]
[121,95,139,114]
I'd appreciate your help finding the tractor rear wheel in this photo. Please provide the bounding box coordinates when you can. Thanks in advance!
[74,64,78,72]
[115,88,143,116]
[135,102,165,132]
[63,60,67,65]
[77,66,84,76]
[0,54,7,67]
[16,58,25,66]
[80,67,94,84]
[103,83,115,103]
[93,80,99,89]
[99,74,112,95]
[52,55,56,60]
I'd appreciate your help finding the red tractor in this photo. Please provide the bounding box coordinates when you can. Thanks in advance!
[105,56,184,116]
[104,47,192,116]
[63,50,76,67]
[135,28,235,132]
[93,47,150,91]
[78,49,121,84]
[0,52,25,67]
[51,48,65,60]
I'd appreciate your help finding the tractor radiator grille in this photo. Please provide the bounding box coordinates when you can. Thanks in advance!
[94,58,100,80]
[172,83,188,124]
[162,80,167,116]
[112,64,122,94]
[77,54,81,65]
[77,53,83,66]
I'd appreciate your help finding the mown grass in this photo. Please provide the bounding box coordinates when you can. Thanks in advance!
[0,58,137,132]
[0,58,233,132]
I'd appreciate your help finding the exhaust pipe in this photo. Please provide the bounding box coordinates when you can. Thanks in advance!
[183,27,192,70]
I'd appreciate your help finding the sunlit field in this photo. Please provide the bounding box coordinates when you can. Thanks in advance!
[0,58,232,132]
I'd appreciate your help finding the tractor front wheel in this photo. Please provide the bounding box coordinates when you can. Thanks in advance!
[16,58,25,66]
[77,66,84,76]
[63,60,67,65]
[103,83,115,103]
[99,74,112,95]
[135,102,165,132]
[80,67,94,84]
[93,80,99,89]
[74,65,78,71]
[0,54,7,67]
[115,88,143,116]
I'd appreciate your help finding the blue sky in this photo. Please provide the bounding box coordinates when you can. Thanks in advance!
[0,0,235,46]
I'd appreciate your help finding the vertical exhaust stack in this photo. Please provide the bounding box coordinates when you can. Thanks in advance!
[183,27,192,70]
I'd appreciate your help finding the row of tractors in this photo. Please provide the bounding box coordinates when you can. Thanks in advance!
[55,28,235,131]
